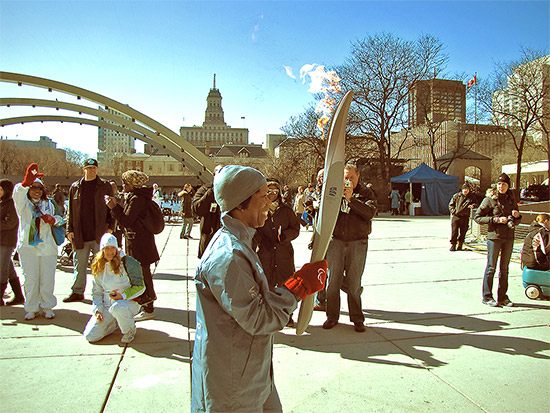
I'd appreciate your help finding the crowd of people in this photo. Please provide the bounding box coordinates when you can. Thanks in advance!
[1,160,549,412]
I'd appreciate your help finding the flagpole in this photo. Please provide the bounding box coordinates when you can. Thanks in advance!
[474,72,477,145]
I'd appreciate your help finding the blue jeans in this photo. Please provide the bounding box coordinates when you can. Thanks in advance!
[0,245,17,284]
[72,240,99,295]
[326,238,368,323]
[482,239,513,302]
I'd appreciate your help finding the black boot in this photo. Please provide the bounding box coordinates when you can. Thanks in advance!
[457,242,463,251]
[0,282,7,306]
[6,277,24,306]
[449,243,456,251]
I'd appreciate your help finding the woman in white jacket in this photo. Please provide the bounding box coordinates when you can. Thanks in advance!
[83,233,145,344]
[13,164,63,320]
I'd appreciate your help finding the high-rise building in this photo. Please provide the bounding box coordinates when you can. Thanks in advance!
[97,106,135,172]
[492,55,549,141]
[408,79,466,128]
[180,74,249,146]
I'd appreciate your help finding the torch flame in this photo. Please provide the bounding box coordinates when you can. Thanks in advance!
[285,63,342,138]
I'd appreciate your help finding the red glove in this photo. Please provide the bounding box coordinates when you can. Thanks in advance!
[22,163,44,187]
[284,260,327,300]
[40,214,56,225]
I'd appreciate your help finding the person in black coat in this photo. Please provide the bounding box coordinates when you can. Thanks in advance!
[521,214,550,271]
[0,179,24,306]
[192,166,224,258]
[448,183,477,251]
[106,170,160,321]
[474,173,522,307]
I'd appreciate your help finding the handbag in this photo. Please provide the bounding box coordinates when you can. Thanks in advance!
[51,225,65,246]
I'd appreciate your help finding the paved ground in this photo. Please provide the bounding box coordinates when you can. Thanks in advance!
[1,214,549,413]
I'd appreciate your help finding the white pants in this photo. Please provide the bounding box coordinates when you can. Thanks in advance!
[18,251,57,313]
[84,299,141,342]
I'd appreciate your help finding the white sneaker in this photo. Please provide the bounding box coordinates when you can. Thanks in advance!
[44,310,55,319]
[134,310,155,322]
[121,326,136,343]
[24,312,36,320]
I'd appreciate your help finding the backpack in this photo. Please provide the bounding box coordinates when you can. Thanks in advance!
[141,198,165,234]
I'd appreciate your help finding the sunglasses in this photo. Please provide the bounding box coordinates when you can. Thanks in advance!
[267,189,280,195]
[30,185,44,190]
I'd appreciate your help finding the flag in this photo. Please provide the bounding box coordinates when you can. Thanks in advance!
[467,75,477,88]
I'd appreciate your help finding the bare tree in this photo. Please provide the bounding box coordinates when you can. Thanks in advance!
[480,48,549,189]
[337,32,448,196]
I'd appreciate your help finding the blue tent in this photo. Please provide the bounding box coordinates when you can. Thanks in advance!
[390,163,459,216]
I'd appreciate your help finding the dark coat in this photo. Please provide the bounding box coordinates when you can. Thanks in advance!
[111,187,160,265]
[521,221,550,270]
[192,183,221,258]
[0,198,19,247]
[67,176,114,249]
[254,203,300,288]
[180,190,194,218]
[449,191,476,218]
[474,187,522,241]
[332,182,377,242]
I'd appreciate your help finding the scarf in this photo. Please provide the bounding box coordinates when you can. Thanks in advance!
[28,199,43,246]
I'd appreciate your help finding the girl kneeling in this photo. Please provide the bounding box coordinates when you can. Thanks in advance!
[84,234,145,344]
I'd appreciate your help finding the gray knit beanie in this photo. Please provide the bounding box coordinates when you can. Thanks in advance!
[214,165,267,212]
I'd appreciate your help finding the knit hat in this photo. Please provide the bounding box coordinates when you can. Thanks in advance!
[99,233,118,250]
[214,165,267,212]
[83,158,99,168]
[122,170,149,188]
[462,183,470,190]
[497,173,511,186]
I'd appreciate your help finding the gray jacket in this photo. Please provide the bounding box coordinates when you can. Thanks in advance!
[191,213,298,412]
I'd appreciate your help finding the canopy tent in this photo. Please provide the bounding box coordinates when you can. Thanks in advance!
[390,163,459,216]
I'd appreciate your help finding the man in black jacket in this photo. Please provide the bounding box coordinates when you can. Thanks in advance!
[322,164,377,333]
[192,165,223,258]
[448,183,476,251]
[64,159,114,303]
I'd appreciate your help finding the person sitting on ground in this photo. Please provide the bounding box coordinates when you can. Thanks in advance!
[84,234,145,344]
[521,213,550,271]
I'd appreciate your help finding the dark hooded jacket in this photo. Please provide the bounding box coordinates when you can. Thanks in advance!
[474,186,522,241]
[0,195,18,248]
[254,201,300,288]
[111,186,160,265]
[521,221,550,270]
[192,183,221,258]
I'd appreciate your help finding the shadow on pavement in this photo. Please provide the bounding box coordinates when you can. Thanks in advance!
[275,309,550,369]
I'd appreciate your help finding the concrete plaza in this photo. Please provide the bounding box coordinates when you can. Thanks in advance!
[1,214,548,412]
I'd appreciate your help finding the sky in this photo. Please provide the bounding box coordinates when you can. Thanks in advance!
[0,0,548,157]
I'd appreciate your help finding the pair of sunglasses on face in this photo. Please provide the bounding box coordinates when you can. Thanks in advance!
[267,189,280,195]
[30,185,44,191]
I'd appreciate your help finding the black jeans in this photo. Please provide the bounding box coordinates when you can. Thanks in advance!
[450,216,469,244]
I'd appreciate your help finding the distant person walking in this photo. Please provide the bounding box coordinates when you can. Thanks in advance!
[474,173,522,307]
[448,183,476,251]
[0,179,24,306]
[389,188,400,215]
[179,183,195,239]
[64,158,114,303]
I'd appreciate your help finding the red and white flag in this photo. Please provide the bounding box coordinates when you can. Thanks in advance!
[467,75,477,88]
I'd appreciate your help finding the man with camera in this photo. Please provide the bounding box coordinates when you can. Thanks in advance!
[322,164,377,333]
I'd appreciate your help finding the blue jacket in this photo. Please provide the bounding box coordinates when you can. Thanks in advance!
[191,213,298,412]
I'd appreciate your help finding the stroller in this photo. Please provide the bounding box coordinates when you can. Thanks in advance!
[59,242,74,266]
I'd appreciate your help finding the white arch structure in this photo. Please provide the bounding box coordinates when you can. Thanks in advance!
[0,72,214,183]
